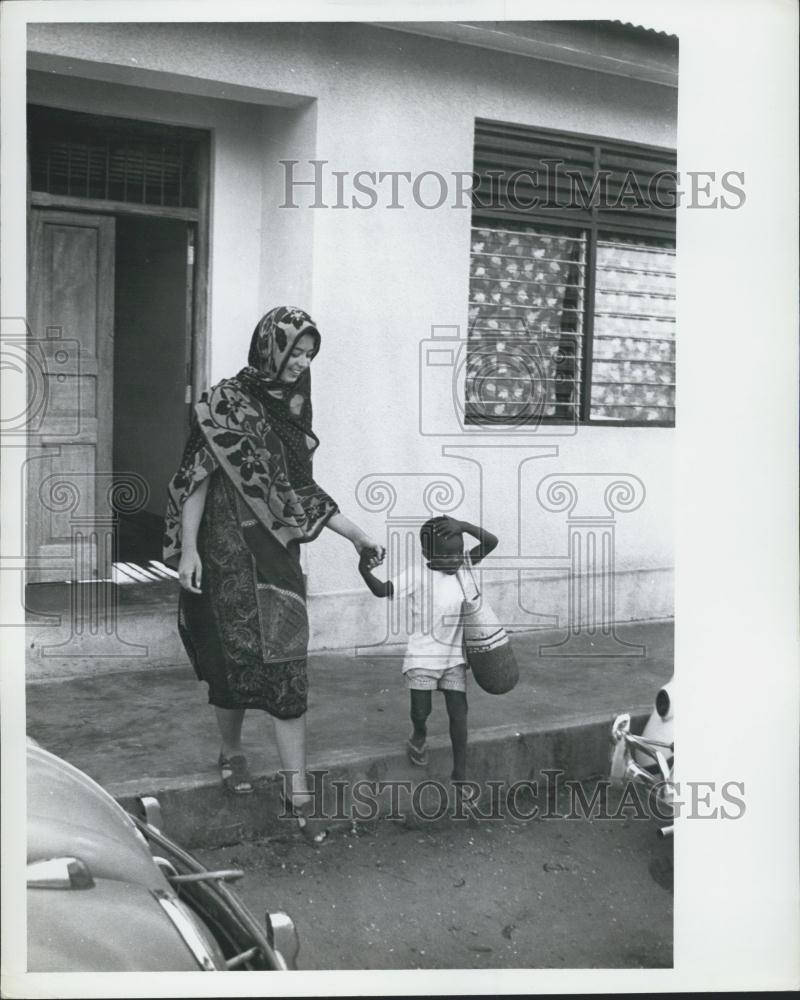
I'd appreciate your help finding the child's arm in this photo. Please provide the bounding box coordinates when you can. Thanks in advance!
[358,549,395,599]
[435,516,498,566]
[461,521,498,565]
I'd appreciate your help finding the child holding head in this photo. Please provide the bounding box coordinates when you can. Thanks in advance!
[359,515,498,786]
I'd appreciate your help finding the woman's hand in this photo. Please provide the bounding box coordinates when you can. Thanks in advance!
[178,477,209,593]
[324,512,385,569]
[178,549,203,594]
[355,537,386,571]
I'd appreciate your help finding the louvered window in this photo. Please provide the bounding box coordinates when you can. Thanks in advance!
[28,105,204,209]
[469,119,676,426]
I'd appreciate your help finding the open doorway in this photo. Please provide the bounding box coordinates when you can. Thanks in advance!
[26,104,208,584]
[113,216,193,563]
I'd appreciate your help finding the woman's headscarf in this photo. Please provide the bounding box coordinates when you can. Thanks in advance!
[247,306,320,378]
[163,306,339,563]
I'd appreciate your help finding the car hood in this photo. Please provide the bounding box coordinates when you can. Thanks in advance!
[27,742,166,889]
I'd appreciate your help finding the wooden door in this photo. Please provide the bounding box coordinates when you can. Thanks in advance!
[26,210,115,583]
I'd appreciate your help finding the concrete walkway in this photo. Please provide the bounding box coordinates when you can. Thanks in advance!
[26,620,672,847]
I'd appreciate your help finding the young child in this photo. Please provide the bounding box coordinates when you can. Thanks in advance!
[359,515,498,786]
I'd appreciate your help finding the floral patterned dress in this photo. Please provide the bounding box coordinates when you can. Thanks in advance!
[164,307,338,718]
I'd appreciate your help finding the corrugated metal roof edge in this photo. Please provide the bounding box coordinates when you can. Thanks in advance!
[610,19,678,40]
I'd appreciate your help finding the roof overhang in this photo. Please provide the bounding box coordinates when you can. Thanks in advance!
[371,20,678,88]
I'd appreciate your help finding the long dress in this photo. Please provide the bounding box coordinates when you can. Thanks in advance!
[163,307,339,719]
[177,470,310,718]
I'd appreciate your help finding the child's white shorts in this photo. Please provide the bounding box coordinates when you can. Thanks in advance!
[404,664,467,692]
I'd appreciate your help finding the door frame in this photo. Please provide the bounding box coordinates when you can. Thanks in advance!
[27,122,211,411]
[25,110,210,581]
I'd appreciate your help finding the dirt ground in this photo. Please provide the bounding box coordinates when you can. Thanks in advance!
[195,783,673,970]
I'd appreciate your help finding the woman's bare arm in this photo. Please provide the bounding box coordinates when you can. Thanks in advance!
[179,476,210,593]
[325,511,385,569]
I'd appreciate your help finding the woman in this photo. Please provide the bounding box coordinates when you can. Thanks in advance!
[164,306,384,844]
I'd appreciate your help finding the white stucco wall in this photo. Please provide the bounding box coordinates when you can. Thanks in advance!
[27,22,676,646]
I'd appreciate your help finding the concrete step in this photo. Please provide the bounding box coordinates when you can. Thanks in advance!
[26,620,673,849]
[111,711,652,849]
[25,580,182,680]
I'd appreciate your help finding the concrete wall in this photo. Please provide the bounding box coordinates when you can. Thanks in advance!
[28,22,676,647]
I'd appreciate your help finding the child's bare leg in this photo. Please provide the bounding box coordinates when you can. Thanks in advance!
[444,689,468,781]
[409,689,432,748]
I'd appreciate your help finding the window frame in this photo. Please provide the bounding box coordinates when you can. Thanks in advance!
[470,118,677,428]
[27,104,208,214]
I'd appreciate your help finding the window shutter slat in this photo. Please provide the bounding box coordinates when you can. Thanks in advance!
[473,118,676,236]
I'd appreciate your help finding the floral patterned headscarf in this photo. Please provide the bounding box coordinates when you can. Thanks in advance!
[163,306,338,563]
[247,306,320,381]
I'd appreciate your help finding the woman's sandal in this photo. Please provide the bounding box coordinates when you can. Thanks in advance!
[282,796,329,846]
[406,738,428,767]
[218,752,254,795]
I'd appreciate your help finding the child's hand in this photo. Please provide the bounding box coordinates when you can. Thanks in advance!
[355,538,385,571]
[434,516,465,540]
[358,548,393,599]
[359,547,382,573]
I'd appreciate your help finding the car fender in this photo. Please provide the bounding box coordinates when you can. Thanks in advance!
[27,878,227,972]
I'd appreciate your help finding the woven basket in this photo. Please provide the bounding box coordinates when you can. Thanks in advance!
[457,556,519,696]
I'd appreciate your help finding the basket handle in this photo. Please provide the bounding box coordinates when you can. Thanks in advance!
[456,550,480,601]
